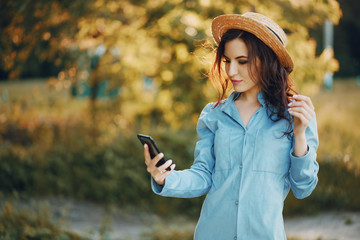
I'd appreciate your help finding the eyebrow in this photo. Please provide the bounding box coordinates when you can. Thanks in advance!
[223,55,248,59]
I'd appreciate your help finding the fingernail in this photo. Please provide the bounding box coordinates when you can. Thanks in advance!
[288,102,292,106]
[293,95,298,98]
[159,153,164,158]
[144,144,147,148]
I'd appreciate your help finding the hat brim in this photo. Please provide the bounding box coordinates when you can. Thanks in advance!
[211,14,294,71]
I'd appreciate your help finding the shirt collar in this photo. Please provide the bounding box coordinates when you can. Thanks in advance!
[227,90,266,106]
[219,92,242,126]
[218,91,264,126]
[256,91,266,106]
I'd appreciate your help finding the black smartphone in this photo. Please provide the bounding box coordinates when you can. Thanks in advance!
[137,134,171,171]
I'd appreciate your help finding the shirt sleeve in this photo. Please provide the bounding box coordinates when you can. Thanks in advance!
[289,115,319,199]
[151,103,216,198]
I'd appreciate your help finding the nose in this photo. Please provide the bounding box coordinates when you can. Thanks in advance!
[227,61,238,78]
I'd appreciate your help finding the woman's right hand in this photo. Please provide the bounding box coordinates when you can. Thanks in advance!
[144,144,175,185]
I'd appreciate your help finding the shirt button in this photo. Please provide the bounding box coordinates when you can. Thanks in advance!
[235,201,239,205]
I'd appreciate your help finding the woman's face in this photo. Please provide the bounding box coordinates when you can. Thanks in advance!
[223,38,260,94]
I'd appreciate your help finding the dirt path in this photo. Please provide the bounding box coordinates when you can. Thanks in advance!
[54,199,360,240]
[285,211,360,240]
[4,198,360,240]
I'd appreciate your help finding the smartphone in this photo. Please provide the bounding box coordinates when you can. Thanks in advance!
[137,134,171,171]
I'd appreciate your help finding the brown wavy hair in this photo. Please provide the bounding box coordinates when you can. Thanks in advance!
[209,29,297,132]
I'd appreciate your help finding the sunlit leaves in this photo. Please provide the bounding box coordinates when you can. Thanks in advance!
[0,0,342,131]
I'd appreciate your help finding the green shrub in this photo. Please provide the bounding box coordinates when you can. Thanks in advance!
[141,222,195,240]
[0,202,88,240]
[0,124,203,217]
[284,159,360,215]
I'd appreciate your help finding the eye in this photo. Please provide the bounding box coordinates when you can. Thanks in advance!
[223,59,230,63]
[238,61,248,65]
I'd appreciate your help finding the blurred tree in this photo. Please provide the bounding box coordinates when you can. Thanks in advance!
[310,0,360,78]
[0,0,342,132]
[333,0,360,77]
[0,0,92,79]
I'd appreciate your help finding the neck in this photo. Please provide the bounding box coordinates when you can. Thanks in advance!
[237,87,261,105]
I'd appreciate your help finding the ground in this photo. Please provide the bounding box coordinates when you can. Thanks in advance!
[22,198,360,240]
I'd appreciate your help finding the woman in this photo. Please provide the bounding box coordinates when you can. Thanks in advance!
[144,12,318,240]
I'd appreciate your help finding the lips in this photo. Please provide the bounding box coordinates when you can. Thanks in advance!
[231,80,243,84]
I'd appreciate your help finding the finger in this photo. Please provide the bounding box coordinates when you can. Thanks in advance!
[144,144,151,166]
[152,163,176,185]
[162,164,176,176]
[158,159,173,173]
[288,110,308,124]
[288,98,315,117]
[289,107,313,122]
[288,101,315,116]
[291,95,315,110]
[150,152,164,168]
[288,101,314,118]
[157,163,176,182]
[288,95,311,109]
[170,163,176,171]
[289,106,314,125]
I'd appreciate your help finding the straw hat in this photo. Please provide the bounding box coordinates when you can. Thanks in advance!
[211,12,294,72]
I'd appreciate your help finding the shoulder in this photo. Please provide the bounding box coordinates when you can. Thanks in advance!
[197,101,223,133]
[200,91,238,117]
[200,99,226,116]
[198,97,232,128]
[199,102,216,120]
[200,92,237,116]
[202,95,233,112]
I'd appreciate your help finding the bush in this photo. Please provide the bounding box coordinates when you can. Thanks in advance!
[0,118,203,217]
[284,159,360,216]
[0,202,88,240]
[142,223,194,240]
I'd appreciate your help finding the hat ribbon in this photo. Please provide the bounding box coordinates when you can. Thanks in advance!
[265,26,284,45]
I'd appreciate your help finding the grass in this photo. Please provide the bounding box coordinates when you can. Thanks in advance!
[312,79,360,170]
[0,200,89,240]
[0,78,88,119]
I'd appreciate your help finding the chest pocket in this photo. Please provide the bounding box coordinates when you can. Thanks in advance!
[252,129,291,175]
[214,129,232,170]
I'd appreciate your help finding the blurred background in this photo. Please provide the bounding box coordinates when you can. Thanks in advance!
[0,0,359,239]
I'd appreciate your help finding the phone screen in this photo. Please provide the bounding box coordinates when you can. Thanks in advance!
[137,134,171,171]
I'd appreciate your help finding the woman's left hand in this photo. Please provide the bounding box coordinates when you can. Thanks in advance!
[288,94,315,136]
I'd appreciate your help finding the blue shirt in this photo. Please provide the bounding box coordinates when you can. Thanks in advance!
[152,91,319,240]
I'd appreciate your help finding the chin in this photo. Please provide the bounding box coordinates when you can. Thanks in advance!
[233,86,245,92]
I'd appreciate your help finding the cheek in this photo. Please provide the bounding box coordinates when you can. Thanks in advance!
[239,65,251,78]
[224,63,230,75]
